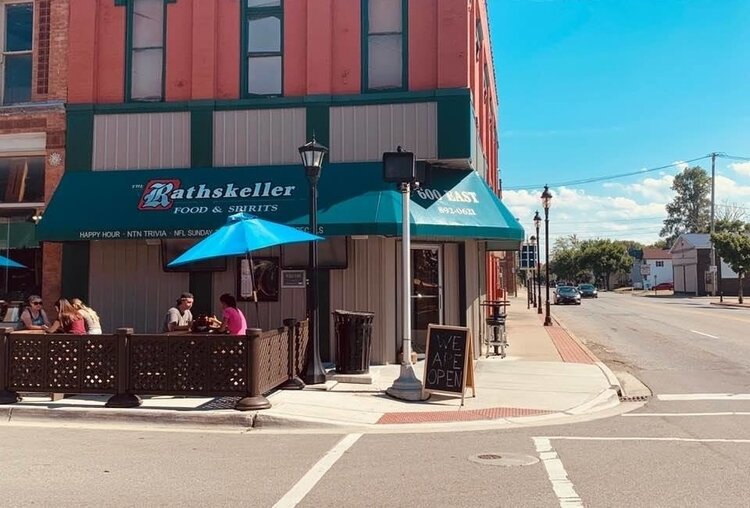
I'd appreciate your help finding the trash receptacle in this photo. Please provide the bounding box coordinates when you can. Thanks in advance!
[333,310,375,374]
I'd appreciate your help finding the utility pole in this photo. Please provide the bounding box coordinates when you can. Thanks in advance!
[710,152,717,296]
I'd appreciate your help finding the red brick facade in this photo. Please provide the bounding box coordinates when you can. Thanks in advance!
[0,0,69,311]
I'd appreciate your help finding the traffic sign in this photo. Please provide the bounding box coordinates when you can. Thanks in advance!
[640,264,651,276]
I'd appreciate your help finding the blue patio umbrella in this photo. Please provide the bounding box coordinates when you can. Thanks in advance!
[167,213,323,319]
[0,255,26,269]
[167,213,323,267]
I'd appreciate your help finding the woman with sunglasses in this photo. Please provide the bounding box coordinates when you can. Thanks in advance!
[20,295,50,331]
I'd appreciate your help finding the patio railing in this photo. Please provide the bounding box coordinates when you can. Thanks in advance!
[0,319,310,411]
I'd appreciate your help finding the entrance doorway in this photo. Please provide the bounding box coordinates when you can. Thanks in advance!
[411,245,443,354]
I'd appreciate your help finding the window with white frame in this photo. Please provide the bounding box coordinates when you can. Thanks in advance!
[129,0,165,101]
[1,1,33,105]
[365,0,405,90]
[245,0,282,96]
[655,260,664,267]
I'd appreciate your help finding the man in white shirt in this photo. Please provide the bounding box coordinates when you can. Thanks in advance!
[163,292,194,332]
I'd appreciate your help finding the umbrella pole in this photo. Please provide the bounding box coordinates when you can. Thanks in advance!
[248,254,260,326]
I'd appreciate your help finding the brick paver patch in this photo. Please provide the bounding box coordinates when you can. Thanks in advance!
[377,406,553,424]
[545,323,596,364]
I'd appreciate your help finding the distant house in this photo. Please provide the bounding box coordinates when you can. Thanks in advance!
[641,249,672,288]
[670,234,711,295]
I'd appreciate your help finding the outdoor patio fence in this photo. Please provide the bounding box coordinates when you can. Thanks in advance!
[0,319,310,411]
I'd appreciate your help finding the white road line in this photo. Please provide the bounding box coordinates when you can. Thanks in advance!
[623,412,750,417]
[539,436,750,444]
[657,393,750,401]
[273,433,362,508]
[533,437,584,508]
[690,330,719,338]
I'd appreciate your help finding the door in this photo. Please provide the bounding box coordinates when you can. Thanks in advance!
[411,245,443,354]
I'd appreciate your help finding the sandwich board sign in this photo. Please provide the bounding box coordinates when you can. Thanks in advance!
[422,324,476,405]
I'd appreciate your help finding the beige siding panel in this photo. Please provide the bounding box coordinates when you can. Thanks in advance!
[463,240,486,358]
[329,103,437,162]
[213,109,306,166]
[92,113,191,170]
[330,237,397,365]
[89,241,190,333]
[443,243,460,326]
[211,246,306,331]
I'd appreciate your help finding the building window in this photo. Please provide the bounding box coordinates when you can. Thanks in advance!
[127,0,166,101]
[0,156,44,204]
[1,2,33,105]
[363,0,407,91]
[243,0,283,96]
[655,260,664,267]
[475,19,483,61]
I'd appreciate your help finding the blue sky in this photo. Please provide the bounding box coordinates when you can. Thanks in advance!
[489,0,750,246]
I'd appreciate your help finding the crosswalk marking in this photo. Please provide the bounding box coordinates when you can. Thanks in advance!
[657,393,750,401]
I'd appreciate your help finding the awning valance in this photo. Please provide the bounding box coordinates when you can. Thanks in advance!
[37,163,524,243]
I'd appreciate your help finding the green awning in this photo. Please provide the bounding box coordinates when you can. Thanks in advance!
[37,163,524,242]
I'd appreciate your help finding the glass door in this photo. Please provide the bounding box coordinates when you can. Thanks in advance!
[411,245,443,354]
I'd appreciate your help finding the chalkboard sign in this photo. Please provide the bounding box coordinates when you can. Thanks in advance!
[422,324,476,405]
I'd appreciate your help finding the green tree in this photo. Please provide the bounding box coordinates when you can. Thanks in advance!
[660,166,711,245]
[645,239,668,249]
[549,247,582,283]
[578,239,632,290]
[711,232,750,303]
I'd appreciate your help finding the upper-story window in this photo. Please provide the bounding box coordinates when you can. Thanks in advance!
[1,2,33,105]
[364,0,407,91]
[243,0,283,96]
[0,156,44,204]
[655,260,664,267]
[128,0,166,101]
[475,19,483,62]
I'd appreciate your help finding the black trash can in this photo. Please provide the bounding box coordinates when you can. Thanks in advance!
[333,310,375,374]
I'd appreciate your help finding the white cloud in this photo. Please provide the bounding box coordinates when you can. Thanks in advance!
[673,160,689,171]
[730,161,750,177]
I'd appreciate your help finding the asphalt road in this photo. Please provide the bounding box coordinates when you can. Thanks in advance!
[2,291,749,507]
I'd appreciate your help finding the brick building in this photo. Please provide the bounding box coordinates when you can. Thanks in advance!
[0,0,67,309]
[39,0,523,361]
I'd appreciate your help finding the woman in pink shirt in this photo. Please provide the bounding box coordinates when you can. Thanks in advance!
[210,293,247,336]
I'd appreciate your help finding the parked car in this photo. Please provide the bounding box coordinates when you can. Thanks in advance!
[554,286,581,305]
[577,284,598,298]
[652,282,674,291]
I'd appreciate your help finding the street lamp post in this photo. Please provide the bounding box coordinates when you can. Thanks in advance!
[529,235,537,308]
[299,137,329,385]
[533,211,542,315]
[541,186,553,326]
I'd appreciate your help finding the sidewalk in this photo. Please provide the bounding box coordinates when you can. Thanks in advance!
[0,296,621,432]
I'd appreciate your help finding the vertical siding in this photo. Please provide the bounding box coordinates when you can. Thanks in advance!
[211,247,306,332]
[89,241,190,333]
[330,237,397,365]
[92,113,191,170]
[463,240,485,358]
[443,243,460,326]
[329,103,437,163]
[213,109,306,166]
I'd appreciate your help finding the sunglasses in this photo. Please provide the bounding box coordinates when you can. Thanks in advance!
[32,301,43,305]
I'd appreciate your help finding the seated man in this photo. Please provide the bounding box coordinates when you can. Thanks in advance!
[163,292,194,332]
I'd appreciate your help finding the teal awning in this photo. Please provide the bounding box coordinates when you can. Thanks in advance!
[37,163,524,243]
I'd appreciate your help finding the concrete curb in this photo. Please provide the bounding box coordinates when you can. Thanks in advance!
[710,302,750,309]
[552,316,624,397]
[1,405,257,429]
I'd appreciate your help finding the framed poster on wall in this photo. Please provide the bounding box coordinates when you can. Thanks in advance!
[237,257,280,302]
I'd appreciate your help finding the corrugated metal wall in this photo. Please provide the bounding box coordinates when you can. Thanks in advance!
[329,103,438,162]
[92,113,191,170]
[211,246,307,332]
[330,237,397,365]
[213,109,306,166]
[89,241,190,333]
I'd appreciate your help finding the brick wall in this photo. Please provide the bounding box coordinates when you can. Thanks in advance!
[0,0,69,313]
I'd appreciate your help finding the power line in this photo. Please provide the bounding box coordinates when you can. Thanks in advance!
[720,154,750,162]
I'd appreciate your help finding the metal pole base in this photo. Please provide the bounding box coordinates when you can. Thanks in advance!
[280,377,306,390]
[304,356,327,385]
[0,390,20,404]
[386,364,430,401]
[235,395,271,411]
[105,393,142,408]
